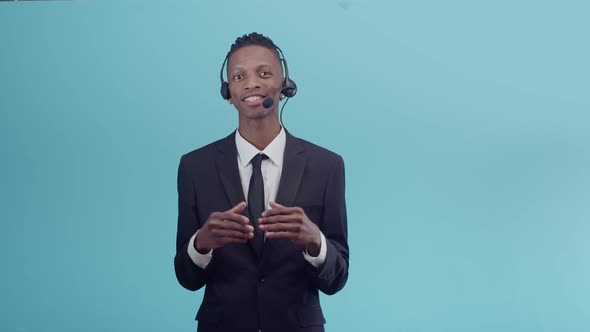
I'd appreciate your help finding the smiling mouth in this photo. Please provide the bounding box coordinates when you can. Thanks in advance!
[242,95,265,102]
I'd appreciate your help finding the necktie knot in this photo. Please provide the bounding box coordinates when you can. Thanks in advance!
[250,153,268,169]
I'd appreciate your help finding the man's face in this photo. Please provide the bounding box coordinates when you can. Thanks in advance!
[227,45,284,120]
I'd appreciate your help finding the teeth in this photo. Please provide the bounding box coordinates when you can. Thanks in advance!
[244,96,262,102]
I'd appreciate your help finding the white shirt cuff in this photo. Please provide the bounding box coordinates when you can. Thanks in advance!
[302,231,327,268]
[187,230,213,269]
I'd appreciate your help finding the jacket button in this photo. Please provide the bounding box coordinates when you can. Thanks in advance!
[259,278,265,283]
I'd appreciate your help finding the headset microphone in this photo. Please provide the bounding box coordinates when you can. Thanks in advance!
[261,84,283,109]
[262,97,274,109]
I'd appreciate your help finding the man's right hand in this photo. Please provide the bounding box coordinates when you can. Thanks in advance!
[195,202,254,253]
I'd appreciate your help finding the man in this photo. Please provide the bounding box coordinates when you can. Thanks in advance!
[174,32,349,332]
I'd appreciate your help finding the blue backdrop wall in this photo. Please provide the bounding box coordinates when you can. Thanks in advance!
[1,1,589,331]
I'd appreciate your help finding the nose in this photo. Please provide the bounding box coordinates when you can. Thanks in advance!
[243,75,261,91]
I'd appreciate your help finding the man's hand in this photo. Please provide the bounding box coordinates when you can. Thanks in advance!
[195,202,254,253]
[258,201,321,256]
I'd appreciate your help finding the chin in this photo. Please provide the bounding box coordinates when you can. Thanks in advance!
[238,106,274,120]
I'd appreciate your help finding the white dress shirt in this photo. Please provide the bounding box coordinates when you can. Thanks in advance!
[187,127,326,268]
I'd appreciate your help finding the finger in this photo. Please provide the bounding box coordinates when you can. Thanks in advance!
[211,219,254,233]
[218,211,250,225]
[259,222,301,232]
[262,205,300,217]
[259,214,301,225]
[212,228,253,240]
[227,201,247,214]
[265,231,299,240]
[261,208,286,217]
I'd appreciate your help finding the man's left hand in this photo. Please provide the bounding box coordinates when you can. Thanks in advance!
[258,201,321,256]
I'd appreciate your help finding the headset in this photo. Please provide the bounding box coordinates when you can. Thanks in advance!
[219,46,297,101]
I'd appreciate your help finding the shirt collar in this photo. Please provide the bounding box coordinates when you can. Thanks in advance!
[235,127,286,169]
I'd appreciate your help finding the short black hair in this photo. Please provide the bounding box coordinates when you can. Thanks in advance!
[226,32,281,61]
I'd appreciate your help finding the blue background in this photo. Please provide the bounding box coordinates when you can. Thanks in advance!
[1,1,589,331]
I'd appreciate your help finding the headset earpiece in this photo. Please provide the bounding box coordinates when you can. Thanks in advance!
[220,81,231,100]
[281,78,297,98]
[220,55,231,100]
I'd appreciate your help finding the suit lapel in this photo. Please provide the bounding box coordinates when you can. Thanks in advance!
[261,132,306,266]
[214,132,246,208]
[275,132,306,207]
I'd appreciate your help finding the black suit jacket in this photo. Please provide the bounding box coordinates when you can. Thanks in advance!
[174,131,349,332]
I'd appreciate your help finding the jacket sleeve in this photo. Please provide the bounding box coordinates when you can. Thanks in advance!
[174,155,212,291]
[307,155,349,295]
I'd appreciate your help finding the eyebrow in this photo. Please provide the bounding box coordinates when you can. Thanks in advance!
[229,63,275,72]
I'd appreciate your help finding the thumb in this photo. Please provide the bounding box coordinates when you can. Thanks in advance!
[269,201,285,209]
[229,201,247,213]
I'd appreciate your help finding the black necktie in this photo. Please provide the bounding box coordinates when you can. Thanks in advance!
[248,153,268,256]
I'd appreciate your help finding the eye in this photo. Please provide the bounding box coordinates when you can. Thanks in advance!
[232,74,243,81]
[259,71,272,77]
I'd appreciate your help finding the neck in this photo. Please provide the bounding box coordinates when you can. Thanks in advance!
[238,117,282,151]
